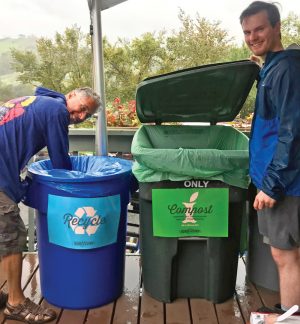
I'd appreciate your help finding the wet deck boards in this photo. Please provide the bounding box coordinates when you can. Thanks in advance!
[0,253,279,324]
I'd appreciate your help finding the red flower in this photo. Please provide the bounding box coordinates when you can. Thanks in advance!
[106,98,139,127]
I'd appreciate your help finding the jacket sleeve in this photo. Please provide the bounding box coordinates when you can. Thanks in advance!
[45,107,72,170]
[261,63,300,199]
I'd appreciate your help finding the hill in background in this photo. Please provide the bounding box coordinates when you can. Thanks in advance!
[0,35,37,81]
[0,36,37,102]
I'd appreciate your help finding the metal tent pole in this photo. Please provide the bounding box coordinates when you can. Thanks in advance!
[88,0,108,156]
[88,0,128,155]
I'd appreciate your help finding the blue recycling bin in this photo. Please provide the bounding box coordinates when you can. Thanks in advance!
[24,156,134,309]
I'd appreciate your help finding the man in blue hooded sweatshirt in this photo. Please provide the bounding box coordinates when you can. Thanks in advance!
[0,86,100,323]
[240,1,300,323]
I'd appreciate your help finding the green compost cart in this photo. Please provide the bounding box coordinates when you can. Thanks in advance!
[131,60,260,303]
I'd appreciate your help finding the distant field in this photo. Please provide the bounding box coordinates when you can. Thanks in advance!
[0,36,36,54]
[0,36,37,81]
[0,72,19,84]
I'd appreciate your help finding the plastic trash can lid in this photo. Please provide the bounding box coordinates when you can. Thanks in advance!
[136,60,260,124]
[28,156,133,183]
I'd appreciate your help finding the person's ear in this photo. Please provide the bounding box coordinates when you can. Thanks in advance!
[274,21,281,35]
[67,91,76,99]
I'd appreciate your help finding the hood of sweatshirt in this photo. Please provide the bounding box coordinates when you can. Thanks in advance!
[35,86,66,105]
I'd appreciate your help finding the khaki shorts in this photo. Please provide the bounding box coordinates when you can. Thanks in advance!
[258,195,300,250]
[0,191,27,257]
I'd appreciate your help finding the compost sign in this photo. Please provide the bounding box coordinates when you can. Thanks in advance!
[152,188,228,237]
[47,194,121,249]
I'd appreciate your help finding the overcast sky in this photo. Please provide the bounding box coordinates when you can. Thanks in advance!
[0,0,299,45]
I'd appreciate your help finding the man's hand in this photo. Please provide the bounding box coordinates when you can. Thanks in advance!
[253,191,276,210]
[250,54,263,67]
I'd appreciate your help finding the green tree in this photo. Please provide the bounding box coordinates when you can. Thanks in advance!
[165,9,234,69]
[12,10,300,125]
[227,44,251,61]
[281,13,300,48]
[104,32,169,102]
[104,10,237,101]
[0,52,14,75]
[10,26,92,93]
[226,44,257,119]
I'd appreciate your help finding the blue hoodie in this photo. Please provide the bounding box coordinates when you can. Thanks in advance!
[250,49,300,200]
[0,87,72,203]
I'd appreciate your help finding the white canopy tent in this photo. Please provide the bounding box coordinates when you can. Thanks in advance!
[87,0,128,155]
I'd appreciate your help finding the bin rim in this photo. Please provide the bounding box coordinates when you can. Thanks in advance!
[27,156,133,183]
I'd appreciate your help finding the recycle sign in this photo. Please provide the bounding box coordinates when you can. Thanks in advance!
[48,194,121,249]
[69,206,101,236]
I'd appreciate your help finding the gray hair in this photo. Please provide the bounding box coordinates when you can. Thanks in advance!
[74,87,102,111]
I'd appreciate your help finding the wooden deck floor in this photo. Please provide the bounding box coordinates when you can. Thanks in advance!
[0,253,280,324]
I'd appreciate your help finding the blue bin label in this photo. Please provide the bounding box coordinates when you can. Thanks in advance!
[47,194,121,249]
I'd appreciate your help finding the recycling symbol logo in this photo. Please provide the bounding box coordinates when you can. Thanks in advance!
[70,206,101,236]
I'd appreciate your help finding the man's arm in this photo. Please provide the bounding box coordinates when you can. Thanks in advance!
[45,109,72,170]
[260,62,300,202]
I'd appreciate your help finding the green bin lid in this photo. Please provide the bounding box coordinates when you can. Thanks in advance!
[136,60,260,124]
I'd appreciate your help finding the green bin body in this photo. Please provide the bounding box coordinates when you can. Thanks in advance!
[139,180,246,303]
[131,61,260,303]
